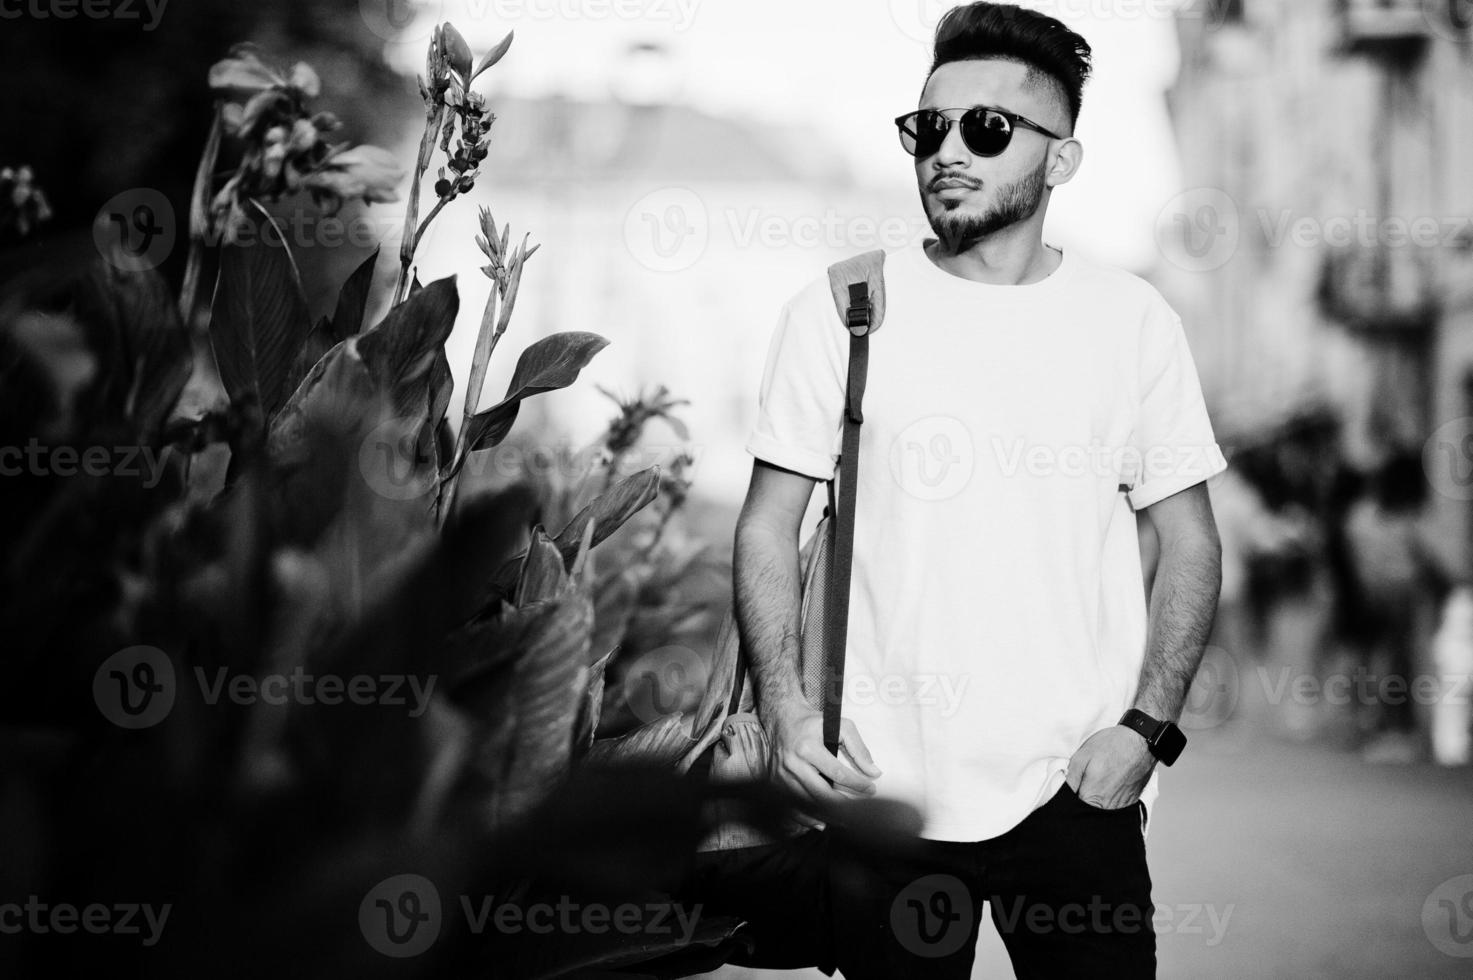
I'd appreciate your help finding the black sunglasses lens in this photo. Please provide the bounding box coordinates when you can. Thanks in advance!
[900,111,948,158]
[961,109,1012,157]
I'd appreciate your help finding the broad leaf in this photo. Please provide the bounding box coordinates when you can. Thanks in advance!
[464,331,609,452]
[329,246,380,340]
[69,261,192,442]
[572,647,616,758]
[480,592,594,828]
[471,30,514,82]
[208,210,312,420]
[585,712,692,769]
[514,526,568,607]
[481,468,661,607]
[356,275,458,417]
[551,466,661,558]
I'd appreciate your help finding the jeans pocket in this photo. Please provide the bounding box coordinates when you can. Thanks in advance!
[1064,783,1139,814]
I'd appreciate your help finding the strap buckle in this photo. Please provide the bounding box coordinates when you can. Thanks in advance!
[845,282,871,336]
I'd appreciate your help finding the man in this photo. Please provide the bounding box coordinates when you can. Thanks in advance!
[731,3,1225,976]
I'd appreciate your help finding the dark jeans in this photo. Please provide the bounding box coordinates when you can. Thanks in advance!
[683,783,1155,979]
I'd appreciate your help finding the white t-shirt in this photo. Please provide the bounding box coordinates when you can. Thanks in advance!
[744,239,1228,841]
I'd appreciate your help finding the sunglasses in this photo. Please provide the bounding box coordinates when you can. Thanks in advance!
[894,106,1064,159]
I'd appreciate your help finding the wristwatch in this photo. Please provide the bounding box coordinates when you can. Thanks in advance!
[1118,709,1187,766]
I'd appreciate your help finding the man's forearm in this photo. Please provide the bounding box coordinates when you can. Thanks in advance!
[732,520,807,720]
[1132,534,1222,722]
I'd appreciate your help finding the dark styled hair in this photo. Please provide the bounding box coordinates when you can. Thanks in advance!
[927,2,1094,130]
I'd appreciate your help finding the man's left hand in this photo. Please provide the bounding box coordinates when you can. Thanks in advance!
[1065,725,1156,809]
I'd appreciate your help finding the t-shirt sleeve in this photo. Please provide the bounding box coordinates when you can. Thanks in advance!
[744,289,846,482]
[1125,299,1228,511]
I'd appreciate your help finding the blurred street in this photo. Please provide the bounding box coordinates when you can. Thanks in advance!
[703,724,1473,979]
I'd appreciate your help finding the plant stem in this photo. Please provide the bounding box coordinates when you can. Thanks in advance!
[395,102,445,305]
[179,107,223,326]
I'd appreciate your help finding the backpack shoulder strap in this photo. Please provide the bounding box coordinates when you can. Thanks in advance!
[815,250,883,755]
[826,249,887,337]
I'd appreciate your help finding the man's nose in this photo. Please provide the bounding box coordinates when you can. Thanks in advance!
[933,118,972,169]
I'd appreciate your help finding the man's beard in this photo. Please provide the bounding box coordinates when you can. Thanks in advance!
[925,160,1048,251]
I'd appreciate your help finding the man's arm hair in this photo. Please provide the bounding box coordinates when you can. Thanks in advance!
[1133,481,1223,721]
[733,459,819,721]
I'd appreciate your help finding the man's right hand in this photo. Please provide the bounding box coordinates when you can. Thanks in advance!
[762,701,882,824]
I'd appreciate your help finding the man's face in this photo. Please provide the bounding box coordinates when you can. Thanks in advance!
[913,59,1070,246]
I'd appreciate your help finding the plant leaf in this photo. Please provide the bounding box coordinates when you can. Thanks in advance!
[329,246,380,340]
[551,466,661,559]
[208,209,313,420]
[471,30,515,82]
[585,712,692,769]
[514,526,568,607]
[481,591,595,829]
[464,332,609,452]
[356,275,458,417]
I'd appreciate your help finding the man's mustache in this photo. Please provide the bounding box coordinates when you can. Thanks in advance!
[928,172,982,192]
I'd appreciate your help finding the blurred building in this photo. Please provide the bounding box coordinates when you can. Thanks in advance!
[410,43,925,512]
[1161,0,1473,576]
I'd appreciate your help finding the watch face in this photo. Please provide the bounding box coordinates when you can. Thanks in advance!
[1155,723,1187,765]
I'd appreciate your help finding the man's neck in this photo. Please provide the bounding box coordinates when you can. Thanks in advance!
[924,232,1062,286]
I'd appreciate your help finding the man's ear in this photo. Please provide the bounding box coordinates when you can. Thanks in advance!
[1046,137,1084,187]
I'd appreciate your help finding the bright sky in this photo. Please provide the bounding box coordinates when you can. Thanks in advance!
[375,0,1191,268]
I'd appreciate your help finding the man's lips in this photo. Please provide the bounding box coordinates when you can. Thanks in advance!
[930,177,979,192]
